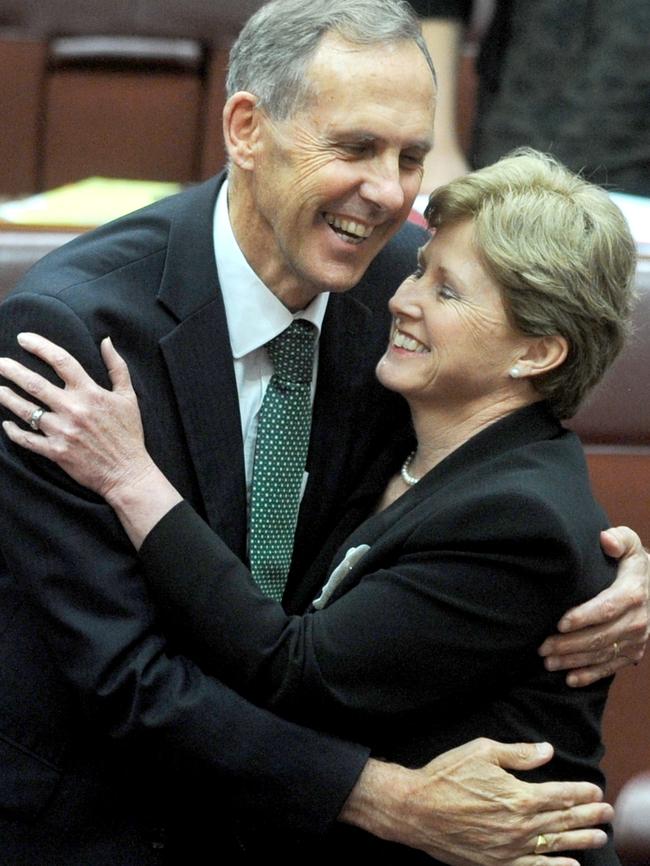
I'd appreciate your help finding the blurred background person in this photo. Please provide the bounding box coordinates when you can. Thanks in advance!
[409,0,650,197]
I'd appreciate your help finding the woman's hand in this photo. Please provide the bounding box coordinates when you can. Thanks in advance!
[0,332,155,502]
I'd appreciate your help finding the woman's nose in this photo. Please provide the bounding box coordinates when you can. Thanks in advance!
[388,278,422,320]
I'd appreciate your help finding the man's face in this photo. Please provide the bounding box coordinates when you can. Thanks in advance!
[230,32,436,310]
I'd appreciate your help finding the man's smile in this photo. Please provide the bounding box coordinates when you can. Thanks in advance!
[324,213,374,244]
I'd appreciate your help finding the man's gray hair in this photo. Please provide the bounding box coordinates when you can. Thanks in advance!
[227,0,435,119]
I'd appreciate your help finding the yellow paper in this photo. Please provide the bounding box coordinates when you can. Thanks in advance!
[0,177,182,228]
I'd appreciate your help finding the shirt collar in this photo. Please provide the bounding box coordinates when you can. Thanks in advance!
[214,179,329,360]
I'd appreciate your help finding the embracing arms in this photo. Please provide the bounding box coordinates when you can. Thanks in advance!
[1,331,648,865]
[3,332,647,683]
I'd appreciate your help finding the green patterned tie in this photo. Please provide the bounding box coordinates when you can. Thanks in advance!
[249,319,317,600]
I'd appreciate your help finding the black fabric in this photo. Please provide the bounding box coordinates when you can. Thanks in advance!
[409,0,650,196]
[0,174,424,863]
[139,401,618,864]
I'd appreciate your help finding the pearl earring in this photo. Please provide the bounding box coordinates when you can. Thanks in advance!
[509,366,521,378]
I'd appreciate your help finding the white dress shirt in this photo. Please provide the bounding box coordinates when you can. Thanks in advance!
[213,179,330,499]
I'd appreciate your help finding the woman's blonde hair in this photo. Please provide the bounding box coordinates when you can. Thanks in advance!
[425,149,637,418]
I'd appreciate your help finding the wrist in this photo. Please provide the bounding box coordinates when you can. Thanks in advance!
[103,458,159,511]
[340,758,418,843]
[104,461,183,550]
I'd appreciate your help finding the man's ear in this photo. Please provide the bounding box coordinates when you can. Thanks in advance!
[517,335,569,378]
[223,92,261,171]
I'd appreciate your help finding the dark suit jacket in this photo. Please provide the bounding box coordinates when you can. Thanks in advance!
[138,401,619,864]
[0,173,422,864]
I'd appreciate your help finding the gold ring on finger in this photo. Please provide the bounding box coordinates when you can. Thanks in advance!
[535,833,550,854]
[613,641,620,659]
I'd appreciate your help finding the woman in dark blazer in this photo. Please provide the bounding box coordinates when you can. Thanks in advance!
[0,150,638,864]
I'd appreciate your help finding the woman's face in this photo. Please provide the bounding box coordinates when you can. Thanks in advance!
[376,219,530,410]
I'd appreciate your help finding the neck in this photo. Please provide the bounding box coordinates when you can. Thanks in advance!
[228,172,318,312]
[406,393,537,480]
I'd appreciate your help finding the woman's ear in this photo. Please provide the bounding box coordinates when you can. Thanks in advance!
[223,92,261,171]
[516,335,569,378]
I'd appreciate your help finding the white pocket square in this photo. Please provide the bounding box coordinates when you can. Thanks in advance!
[312,544,371,610]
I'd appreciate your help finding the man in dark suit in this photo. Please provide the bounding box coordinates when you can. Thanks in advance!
[0,1,645,864]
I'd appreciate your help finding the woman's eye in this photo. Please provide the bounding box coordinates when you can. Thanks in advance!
[439,285,457,300]
[411,266,425,280]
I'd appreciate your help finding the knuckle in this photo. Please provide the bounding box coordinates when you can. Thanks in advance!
[546,834,560,852]
[588,631,606,651]
[515,791,535,814]
[600,598,617,620]
[53,348,70,365]
[628,618,647,637]
[24,377,44,398]
[558,811,574,832]
[51,440,67,459]
[62,422,82,444]
[67,401,87,424]
[474,736,493,754]
[629,584,646,605]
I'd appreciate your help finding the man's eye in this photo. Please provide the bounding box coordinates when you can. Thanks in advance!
[340,143,370,156]
[400,154,424,170]
[439,285,458,300]
[411,266,425,280]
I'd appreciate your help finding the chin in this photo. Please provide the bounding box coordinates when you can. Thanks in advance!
[316,247,380,291]
[375,357,406,395]
[318,269,368,296]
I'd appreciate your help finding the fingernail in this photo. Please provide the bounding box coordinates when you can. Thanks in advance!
[16,333,34,346]
[535,742,553,757]
[545,658,559,671]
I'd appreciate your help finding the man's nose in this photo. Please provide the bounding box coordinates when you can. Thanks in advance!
[359,157,406,214]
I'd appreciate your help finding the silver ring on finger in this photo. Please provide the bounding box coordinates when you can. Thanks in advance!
[29,407,46,432]
[534,833,550,854]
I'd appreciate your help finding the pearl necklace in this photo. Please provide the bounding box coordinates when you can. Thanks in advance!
[400,450,420,486]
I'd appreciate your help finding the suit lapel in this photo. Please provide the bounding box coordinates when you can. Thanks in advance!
[284,285,410,610]
[156,175,248,561]
[284,291,373,604]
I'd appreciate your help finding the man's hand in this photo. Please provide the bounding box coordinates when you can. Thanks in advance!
[341,739,612,866]
[539,527,649,686]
